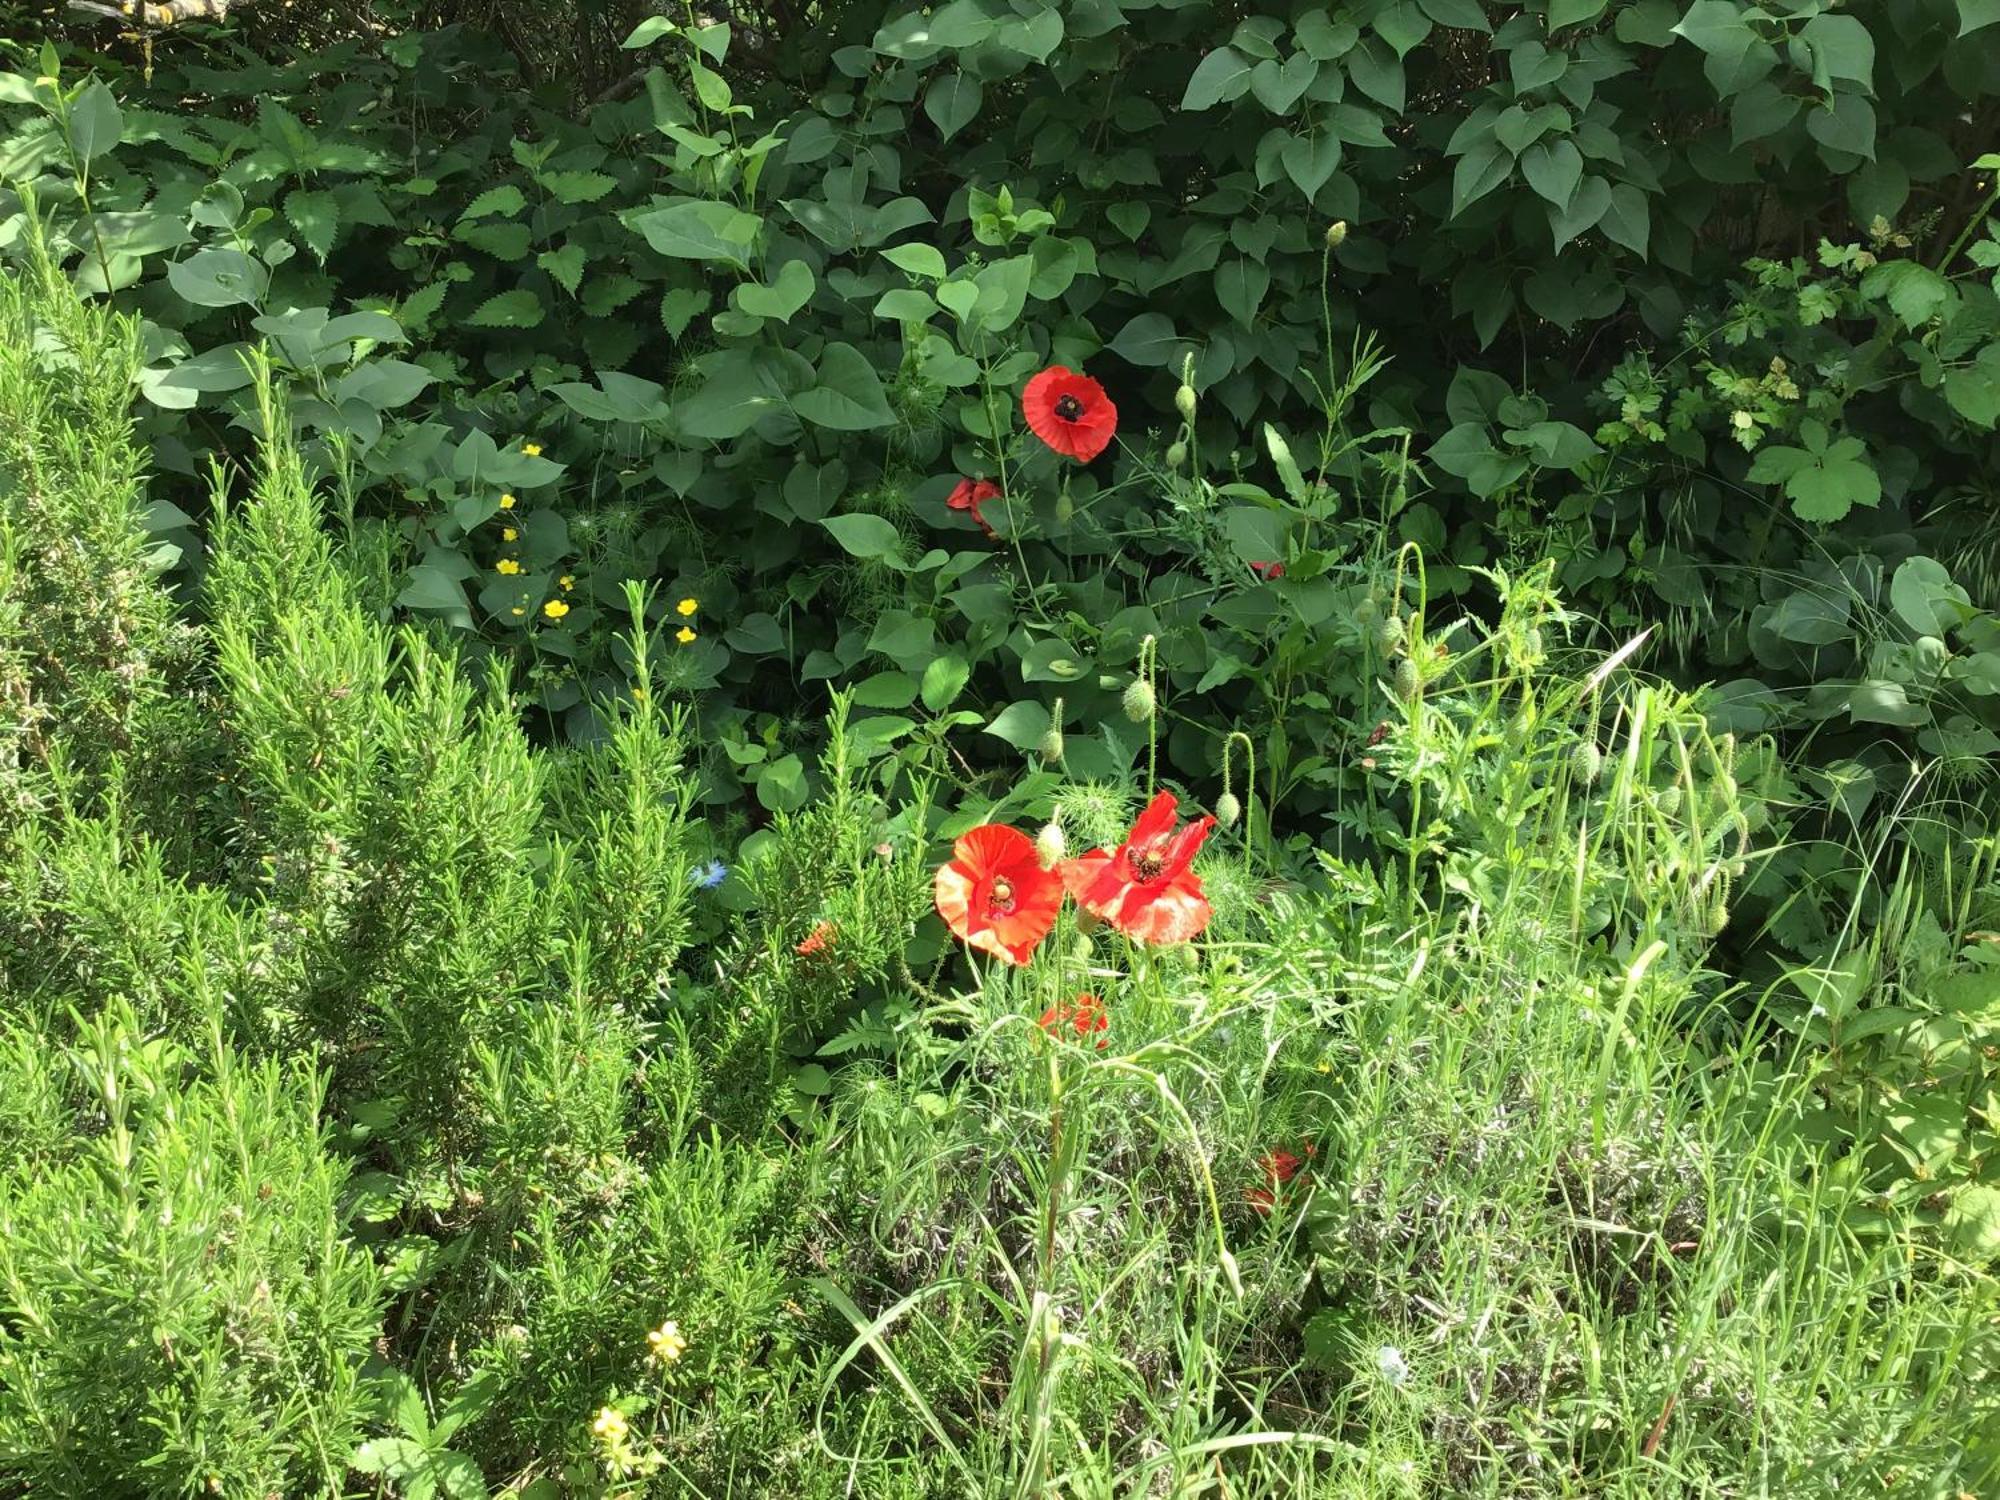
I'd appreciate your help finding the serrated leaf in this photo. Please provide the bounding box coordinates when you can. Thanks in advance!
[460,185,526,222]
[284,189,339,262]
[538,242,586,295]
[467,289,544,328]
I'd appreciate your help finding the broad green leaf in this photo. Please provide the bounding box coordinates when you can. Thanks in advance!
[1109,312,1188,367]
[166,248,268,308]
[796,343,895,430]
[874,288,939,321]
[624,198,761,269]
[1451,140,1514,217]
[67,81,123,164]
[1960,0,2000,34]
[1373,0,1431,56]
[623,15,676,46]
[1182,46,1255,111]
[1600,182,1650,257]
[821,512,905,562]
[467,289,544,328]
[351,1439,432,1481]
[853,671,919,708]
[332,359,437,410]
[540,170,617,204]
[1521,137,1584,206]
[1860,260,1952,328]
[1799,13,1874,87]
[1250,54,1319,114]
[1294,10,1361,60]
[397,564,472,620]
[883,242,948,279]
[735,259,815,322]
[1282,131,1342,196]
[1419,0,1490,30]
[1549,0,1609,31]
[1890,556,1970,636]
[1806,91,1876,160]
[538,242,587,295]
[1215,257,1271,327]
[1765,588,1852,645]
[924,72,983,141]
[1265,423,1310,501]
[1346,36,1406,112]
[985,700,1052,750]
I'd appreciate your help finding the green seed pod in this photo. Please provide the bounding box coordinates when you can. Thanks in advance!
[1122,678,1157,723]
[1374,613,1406,656]
[1706,898,1730,938]
[1054,490,1075,524]
[1571,741,1604,785]
[1165,440,1187,470]
[1038,723,1066,762]
[1175,384,1198,421]
[1035,820,1067,867]
[1215,790,1242,829]
[1326,219,1349,248]
[1393,656,1420,703]
[1657,786,1684,818]
[1353,595,1380,628]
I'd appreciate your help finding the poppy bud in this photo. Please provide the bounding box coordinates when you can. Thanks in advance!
[1658,786,1683,818]
[1054,491,1074,524]
[1122,678,1156,723]
[1706,898,1730,938]
[1521,626,1543,661]
[1175,384,1197,422]
[1035,820,1066,868]
[1326,220,1349,248]
[1215,791,1241,829]
[1352,595,1379,628]
[1374,613,1405,656]
[1165,441,1187,470]
[1038,722,1065,763]
[1571,741,1604,786]
[1392,656,1420,703]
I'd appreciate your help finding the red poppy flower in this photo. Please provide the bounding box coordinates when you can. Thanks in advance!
[1038,992,1109,1048]
[1245,1186,1278,1216]
[1249,560,1285,580]
[1023,367,1118,463]
[1060,790,1215,945]
[1259,1150,1305,1186]
[946,477,1003,538]
[796,921,835,957]
[934,824,1063,966]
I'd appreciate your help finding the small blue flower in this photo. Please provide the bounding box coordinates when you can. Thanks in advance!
[693,860,728,890]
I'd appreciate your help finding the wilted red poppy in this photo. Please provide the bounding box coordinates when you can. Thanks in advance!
[1023,367,1118,463]
[1038,992,1110,1048]
[947,477,1002,538]
[797,921,835,957]
[1249,560,1285,580]
[1061,790,1215,945]
[934,824,1063,965]
[1247,1149,1308,1216]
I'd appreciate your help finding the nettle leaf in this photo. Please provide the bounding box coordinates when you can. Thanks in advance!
[467,289,544,328]
[538,242,586,296]
[459,184,526,222]
[540,170,617,204]
[1183,46,1255,110]
[284,189,339,262]
[924,72,983,141]
[454,221,532,260]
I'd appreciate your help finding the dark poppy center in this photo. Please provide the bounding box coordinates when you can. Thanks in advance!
[1131,849,1167,883]
[1054,394,1084,422]
[989,875,1016,913]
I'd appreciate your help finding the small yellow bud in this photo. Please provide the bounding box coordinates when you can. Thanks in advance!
[1326,220,1349,248]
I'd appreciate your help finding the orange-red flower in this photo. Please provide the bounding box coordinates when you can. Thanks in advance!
[797,921,835,957]
[1039,992,1109,1048]
[1060,790,1215,945]
[934,824,1063,965]
[1249,560,1285,580]
[1247,1148,1308,1217]
[1023,367,1117,463]
[947,477,1003,538]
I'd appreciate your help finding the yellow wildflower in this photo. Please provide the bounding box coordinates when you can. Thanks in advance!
[499,493,517,510]
[631,685,648,702]
[559,574,575,590]
[543,599,571,620]
[675,626,697,645]
[592,1407,628,1443]
[496,558,522,576]
[510,607,525,617]
[522,442,543,457]
[676,597,698,617]
[647,1320,688,1365]
[502,527,518,541]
